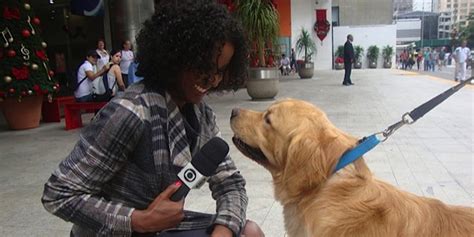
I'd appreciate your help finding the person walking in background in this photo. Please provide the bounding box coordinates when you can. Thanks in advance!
[438,47,446,71]
[342,34,354,86]
[120,40,134,88]
[290,48,296,73]
[42,1,264,236]
[453,40,471,82]
[400,50,408,70]
[431,49,437,71]
[416,49,423,70]
[423,48,430,71]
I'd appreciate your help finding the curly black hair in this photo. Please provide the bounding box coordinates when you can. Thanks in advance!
[136,0,248,92]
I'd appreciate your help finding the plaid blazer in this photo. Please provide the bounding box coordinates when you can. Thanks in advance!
[42,83,248,236]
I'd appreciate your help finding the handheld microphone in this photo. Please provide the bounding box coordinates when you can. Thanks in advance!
[170,137,229,201]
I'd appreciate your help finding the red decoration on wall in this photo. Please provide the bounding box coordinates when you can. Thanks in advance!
[314,9,330,42]
[12,66,29,80]
[3,7,20,20]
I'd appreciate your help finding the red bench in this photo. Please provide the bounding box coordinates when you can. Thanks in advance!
[42,96,75,122]
[64,102,107,130]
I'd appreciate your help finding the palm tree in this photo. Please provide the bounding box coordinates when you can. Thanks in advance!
[295,28,316,63]
[236,0,279,67]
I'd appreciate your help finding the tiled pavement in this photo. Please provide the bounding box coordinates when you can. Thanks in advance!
[0,69,472,236]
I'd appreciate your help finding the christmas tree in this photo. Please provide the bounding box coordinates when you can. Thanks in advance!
[0,0,58,101]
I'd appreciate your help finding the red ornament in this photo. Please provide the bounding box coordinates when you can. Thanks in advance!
[7,49,16,58]
[314,9,330,42]
[48,70,55,77]
[8,88,15,94]
[22,29,31,38]
[21,91,27,96]
[32,17,41,25]
[11,66,29,80]
[33,84,41,92]
[0,91,4,97]
[3,7,20,20]
[35,50,48,61]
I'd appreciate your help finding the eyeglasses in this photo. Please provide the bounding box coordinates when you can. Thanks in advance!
[198,67,227,88]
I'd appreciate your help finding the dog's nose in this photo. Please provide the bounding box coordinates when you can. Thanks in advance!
[231,108,240,119]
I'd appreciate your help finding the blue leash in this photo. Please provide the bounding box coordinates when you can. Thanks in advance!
[333,77,473,173]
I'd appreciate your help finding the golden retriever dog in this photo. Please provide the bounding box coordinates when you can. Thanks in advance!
[230,99,473,237]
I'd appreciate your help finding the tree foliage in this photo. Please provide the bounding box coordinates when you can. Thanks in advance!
[0,0,58,100]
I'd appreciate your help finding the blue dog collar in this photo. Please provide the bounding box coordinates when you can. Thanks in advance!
[333,134,381,173]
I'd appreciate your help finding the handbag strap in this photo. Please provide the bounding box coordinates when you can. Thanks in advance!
[74,76,88,91]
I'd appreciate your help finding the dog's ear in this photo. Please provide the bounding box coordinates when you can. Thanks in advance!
[282,125,357,197]
[282,128,335,196]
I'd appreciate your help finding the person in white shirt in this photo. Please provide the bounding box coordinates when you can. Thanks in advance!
[96,39,110,69]
[74,50,110,102]
[93,39,110,95]
[279,53,290,75]
[453,40,471,82]
[119,40,134,88]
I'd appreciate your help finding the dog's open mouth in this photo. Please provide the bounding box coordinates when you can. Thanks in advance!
[232,137,269,166]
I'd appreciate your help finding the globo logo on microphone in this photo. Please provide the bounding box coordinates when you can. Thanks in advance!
[184,169,197,182]
[178,162,206,189]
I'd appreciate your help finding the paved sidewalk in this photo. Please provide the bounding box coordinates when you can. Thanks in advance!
[0,69,472,236]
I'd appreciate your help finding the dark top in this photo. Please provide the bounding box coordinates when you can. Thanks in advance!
[344,41,354,63]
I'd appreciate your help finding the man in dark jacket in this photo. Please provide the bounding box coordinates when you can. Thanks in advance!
[343,34,355,86]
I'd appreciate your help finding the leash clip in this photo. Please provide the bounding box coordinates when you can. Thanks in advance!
[380,113,414,142]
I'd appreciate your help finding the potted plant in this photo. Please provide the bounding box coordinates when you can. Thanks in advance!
[334,45,344,70]
[0,0,58,129]
[367,45,379,68]
[295,28,316,79]
[382,45,394,68]
[354,45,364,69]
[235,0,280,100]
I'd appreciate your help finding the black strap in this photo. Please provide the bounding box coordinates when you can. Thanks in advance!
[102,70,110,90]
[408,77,473,122]
[74,76,88,91]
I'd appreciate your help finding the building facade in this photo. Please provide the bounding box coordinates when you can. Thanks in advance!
[393,0,414,16]
[396,18,422,44]
[397,11,440,40]
[331,0,393,26]
[437,0,473,37]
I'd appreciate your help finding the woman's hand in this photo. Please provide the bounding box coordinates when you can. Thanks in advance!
[131,182,185,233]
[211,225,233,237]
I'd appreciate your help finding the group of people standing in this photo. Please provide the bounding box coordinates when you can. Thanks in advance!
[74,39,142,102]
[398,40,471,82]
[398,48,443,72]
